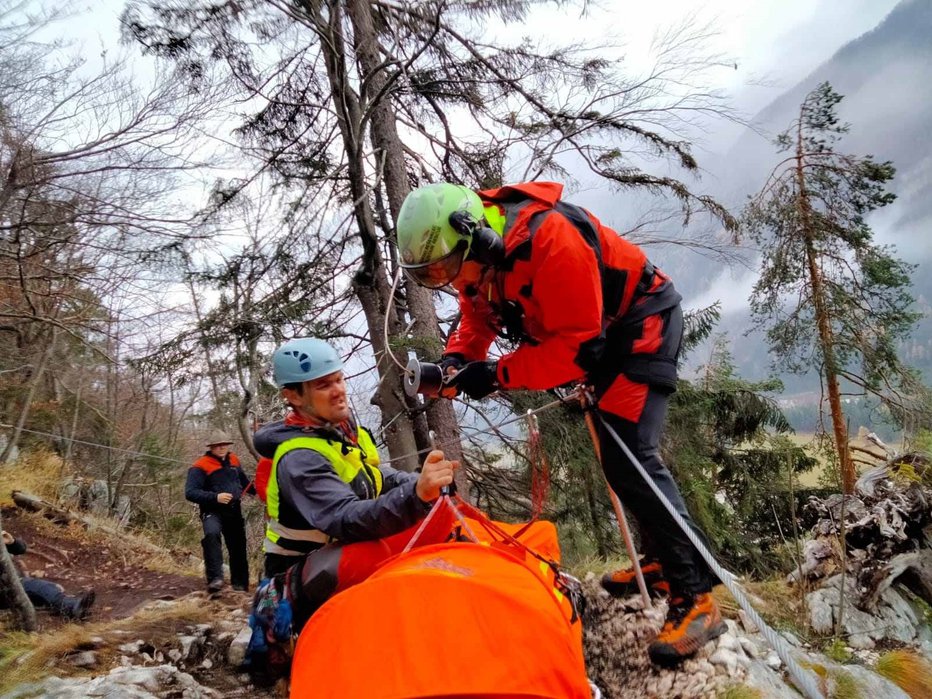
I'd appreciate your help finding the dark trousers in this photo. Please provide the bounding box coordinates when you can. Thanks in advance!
[598,399,717,596]
[20,577,71,616]
[264,546,341,634]
[264,552,304,579]
[594,303,716,597]
[201,508,249,588]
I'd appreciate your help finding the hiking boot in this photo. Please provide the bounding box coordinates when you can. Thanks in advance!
[232,583,249,592]
[600,559,669,598]
[648,592,727,666]
[207,578,225,594]
[64,590,96,620]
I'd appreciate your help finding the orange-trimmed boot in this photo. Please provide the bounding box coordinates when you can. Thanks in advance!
[648,592,726,666]
[600,560,669,598]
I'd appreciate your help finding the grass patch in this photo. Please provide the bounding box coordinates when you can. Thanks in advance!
[568,554,631,579]
[0,449,69,506]
[0,597,218,693]
[76,512,201,578]
[716,576,812,637]
[717,684,763,699]
[824,638,854,664]
[875,649,932,699]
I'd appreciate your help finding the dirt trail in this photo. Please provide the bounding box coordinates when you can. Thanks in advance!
[2,507,206,626]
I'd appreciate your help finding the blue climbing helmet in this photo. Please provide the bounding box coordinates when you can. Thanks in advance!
[272,338,343,387]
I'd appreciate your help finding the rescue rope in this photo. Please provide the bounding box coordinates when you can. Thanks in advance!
[597,415,825,699]
[378,396,567,467]
[381,266,411,373]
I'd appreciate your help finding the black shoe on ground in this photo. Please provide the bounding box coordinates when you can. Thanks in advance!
[232,584,248,592]
[207,578,225,593]
[64,590,96,620]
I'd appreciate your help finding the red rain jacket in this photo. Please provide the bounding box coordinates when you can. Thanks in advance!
[446,182,679,390]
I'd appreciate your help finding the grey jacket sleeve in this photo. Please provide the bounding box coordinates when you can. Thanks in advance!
[379,464,420,493]
[278,449,430,543]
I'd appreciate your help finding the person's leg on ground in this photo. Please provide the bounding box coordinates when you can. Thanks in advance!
[594,305,723,664]
[21,577,95,619]
[597,393,725,665]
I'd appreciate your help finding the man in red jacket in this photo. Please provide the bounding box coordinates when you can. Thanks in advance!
[397,181,724,665]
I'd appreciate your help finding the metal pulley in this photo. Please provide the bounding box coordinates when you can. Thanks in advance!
[403,356,446,398]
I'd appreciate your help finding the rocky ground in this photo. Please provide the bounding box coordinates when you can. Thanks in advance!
[2,469,931,699]
[581,577,927,698]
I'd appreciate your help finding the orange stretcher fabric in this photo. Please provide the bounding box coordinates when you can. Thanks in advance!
[291,514,589,698]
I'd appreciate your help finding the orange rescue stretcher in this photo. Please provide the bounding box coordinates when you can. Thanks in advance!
[290,494,592,698]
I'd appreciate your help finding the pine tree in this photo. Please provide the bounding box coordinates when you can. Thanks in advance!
[744,82,919,493]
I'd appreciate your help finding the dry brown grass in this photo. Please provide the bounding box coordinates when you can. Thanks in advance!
[75,512,201,578]
[0,449,69,506]
[0,596,219,693]
[875,650,932,699]
[713,577,812,639]
[1,447,199,579]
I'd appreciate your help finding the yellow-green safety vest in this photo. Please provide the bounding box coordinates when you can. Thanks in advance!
[264,427,382,556]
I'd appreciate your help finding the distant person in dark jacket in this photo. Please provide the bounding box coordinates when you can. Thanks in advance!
[1,530,95,619]
[185,434,253,593]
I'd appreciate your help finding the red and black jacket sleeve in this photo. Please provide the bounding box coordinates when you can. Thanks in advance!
[446,292,499,362]
[185,463,218,508]
[496,213,603,390]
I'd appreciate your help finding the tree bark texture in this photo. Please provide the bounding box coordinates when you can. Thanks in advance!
[305,0,420,471]
[344,0,465,482]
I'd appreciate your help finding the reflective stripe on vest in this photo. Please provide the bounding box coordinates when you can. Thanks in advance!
[265,427,382,554]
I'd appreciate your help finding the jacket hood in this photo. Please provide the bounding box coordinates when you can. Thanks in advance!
[478,181,563,207]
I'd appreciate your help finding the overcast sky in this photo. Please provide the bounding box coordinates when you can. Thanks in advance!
[71,0,900,111]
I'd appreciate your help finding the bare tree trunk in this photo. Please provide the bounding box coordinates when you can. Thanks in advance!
[345,0,464,482]
[61,379,83,478]
[795,123,852,493]
[307,0,420,470]
[0,508,36,631]
[0,329,57,464]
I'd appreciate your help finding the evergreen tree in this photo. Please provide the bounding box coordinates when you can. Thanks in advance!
[743,82,919,493]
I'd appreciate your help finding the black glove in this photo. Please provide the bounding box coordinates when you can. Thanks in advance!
[450,360,499,400]
[437,353,466,375]
[449,211,504,266]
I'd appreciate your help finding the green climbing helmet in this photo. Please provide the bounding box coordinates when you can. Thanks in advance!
[396,183,485,288]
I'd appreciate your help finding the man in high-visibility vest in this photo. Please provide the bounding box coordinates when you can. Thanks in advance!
[252,337,457,610]
[397,181,724,666]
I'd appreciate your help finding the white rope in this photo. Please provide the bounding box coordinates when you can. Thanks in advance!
[382,266,412,372]
[597,415,825,699]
